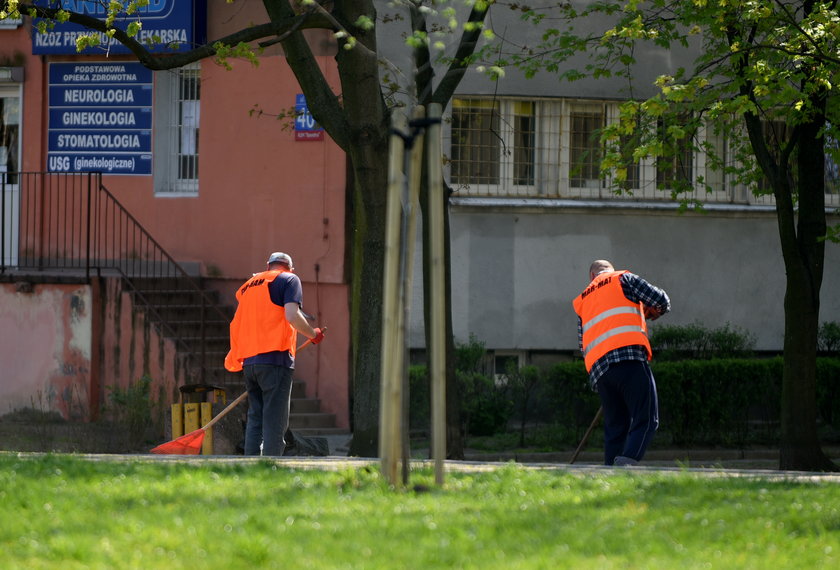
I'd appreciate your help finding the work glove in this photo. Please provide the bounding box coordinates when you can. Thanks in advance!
[312,328,325,344]
[643,305,661,321]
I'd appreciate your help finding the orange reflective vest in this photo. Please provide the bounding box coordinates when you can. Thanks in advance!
[572,270,651,372]
[224,270,297,372]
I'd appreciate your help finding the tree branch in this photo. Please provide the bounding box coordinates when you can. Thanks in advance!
[431,3,491,107]
[13,1,333,70]
[264,0,351,150]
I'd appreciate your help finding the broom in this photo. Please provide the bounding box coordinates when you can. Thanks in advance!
[569,406,603,464]
[150,332,323,455]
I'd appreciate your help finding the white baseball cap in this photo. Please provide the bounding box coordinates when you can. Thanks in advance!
[267,252,293,269]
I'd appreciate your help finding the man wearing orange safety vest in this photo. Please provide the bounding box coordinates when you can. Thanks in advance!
[572,259,670,466]
[225,252,324,456]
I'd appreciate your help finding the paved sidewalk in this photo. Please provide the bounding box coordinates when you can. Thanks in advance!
[7,450,840,483]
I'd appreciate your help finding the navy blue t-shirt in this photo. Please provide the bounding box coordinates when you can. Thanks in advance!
[243,271,303,369]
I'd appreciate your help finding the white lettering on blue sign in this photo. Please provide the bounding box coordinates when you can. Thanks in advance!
[61,111,137,127]
[61,0,168,15]
[294,94,322,132]
[48,62,154,175]
[63,89,135,104]
[57,133,141,149]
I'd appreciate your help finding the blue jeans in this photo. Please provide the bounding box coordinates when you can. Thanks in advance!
[243,364,294,456]
[596,360,659,465]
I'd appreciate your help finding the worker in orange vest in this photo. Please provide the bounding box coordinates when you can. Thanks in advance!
[572,259,670,466]
[225,252,324,456]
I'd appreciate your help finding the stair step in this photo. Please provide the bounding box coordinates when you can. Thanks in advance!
[292,428,350,437]
[289,412,337,429]
[291,398,323,413]
[128,275,340,434]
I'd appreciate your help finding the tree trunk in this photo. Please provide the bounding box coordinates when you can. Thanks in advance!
[328,0,390,458]
[779,260,836,470]
[345,141,390,458]
[777,104,837,472]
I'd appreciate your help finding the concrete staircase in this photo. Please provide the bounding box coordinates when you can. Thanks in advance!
[129,277,342,436]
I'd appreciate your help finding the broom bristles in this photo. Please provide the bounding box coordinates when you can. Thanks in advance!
[150,429,205,455]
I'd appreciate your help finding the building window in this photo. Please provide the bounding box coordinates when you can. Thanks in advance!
[450,99,501,186]
[0,91,20,185]
[656,114,694,191]
[827,134,840,195]
[154,64,200,195]
[513,102,536,186]
[493,352,523,386]
[569,105,605,189]
[446,96,838,206]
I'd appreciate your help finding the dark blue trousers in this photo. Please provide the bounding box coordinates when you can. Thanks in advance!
[243,364,294,456]
[596,360,659,465]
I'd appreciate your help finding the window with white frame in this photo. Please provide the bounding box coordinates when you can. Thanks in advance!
[656,113,694,191]
[450,99,501,186]
[449,99,541,195]
[827,134,840,196]
[493,351,524,386]
[446,96,838,206]
[154,64,200,195]
[512,101,536,186]
[617,131,641,192]
[568,104,605,189]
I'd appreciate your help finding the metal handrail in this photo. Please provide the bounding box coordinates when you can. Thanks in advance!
[1,171,230,384]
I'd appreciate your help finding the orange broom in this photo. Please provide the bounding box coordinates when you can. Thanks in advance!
[150,332,323,455]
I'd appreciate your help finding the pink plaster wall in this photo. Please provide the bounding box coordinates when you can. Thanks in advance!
[98,278,183,412]
[0,282,92,419]
[4,9,351,429]
[0,279,183,423]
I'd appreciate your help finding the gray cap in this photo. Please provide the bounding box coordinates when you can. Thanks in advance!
[267,252,293,268]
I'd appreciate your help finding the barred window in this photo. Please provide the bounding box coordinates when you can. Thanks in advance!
[445,97,838,207]
[513,102,536,186]
[569,106,604,189]
[656,114,694,190]
[154,64,200,195]
[827,134,840,195]
[618,130,641,192]
[450,99,501,186]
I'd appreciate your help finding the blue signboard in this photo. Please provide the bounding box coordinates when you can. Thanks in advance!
[294,94,324,142]
[48,62,153,175]
[32,0,206,55]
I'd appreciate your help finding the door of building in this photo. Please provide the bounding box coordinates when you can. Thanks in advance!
[1,86,21,268]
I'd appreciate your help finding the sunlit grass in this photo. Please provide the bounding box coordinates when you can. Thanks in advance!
[1,453,839,569]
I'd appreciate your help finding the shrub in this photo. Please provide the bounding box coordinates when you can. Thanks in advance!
[103,375,157,450]
[408,364,431,432]
[654,358,782,447]
[409,335,514,438]
[819,321,840,355]
[816,358,840,428]
[649,322,756,361]
[458,370,512,436]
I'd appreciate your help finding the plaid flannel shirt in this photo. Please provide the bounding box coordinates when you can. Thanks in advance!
[577,272,671,389]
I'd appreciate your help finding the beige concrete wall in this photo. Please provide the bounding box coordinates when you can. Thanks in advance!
[409,203,840,354]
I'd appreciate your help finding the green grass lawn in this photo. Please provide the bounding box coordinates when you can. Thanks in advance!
[2,453,839,569]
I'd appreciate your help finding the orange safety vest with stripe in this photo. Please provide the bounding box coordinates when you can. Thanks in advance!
[572,270,652,373]
[224,269,297,372]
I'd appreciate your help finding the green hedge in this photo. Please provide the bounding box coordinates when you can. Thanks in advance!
[408,357,840,448]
